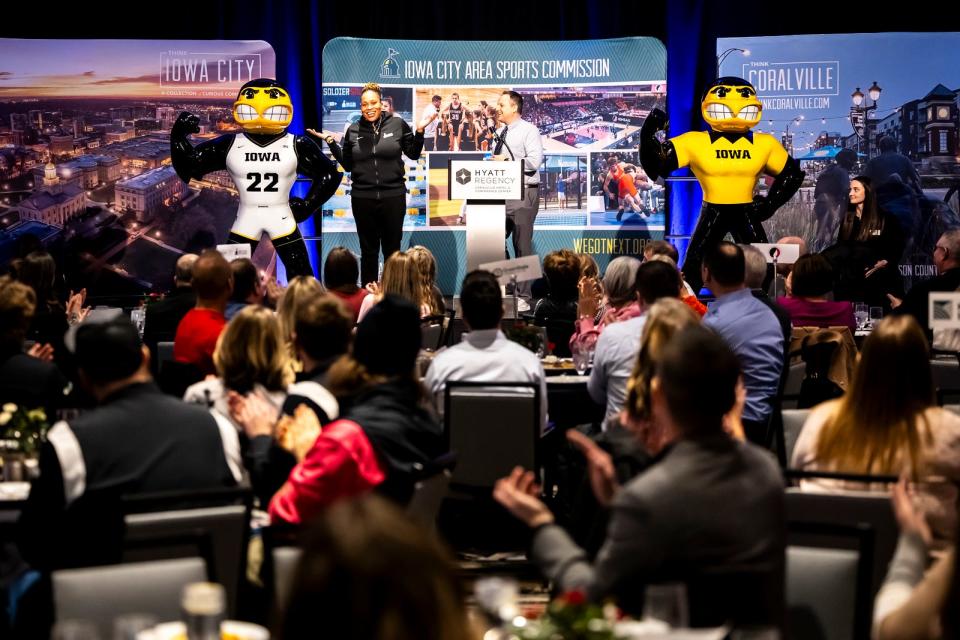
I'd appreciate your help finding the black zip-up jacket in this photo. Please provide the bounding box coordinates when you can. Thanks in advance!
[327,113,424,199]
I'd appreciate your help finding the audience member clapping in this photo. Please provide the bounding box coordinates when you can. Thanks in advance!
[569,256,641,354]
[183,305,292,428]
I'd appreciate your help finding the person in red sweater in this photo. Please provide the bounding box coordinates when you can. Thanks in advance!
[777,253,856,332]
[174,249,233,375]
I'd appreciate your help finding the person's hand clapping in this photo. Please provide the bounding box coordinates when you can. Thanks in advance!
[276,404,322,461]
[365,281,382,296]
[493,466,554,528]
[66,288,90,325]
[892,475,932,546]
[722,377,747,441]
[577,276,602,320]
[227,390,279,440]
[27,342,55,362]
[566,430,619,506]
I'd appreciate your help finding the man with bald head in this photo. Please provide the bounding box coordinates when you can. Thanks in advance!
[174,250,233,375]
[143,253,199,370]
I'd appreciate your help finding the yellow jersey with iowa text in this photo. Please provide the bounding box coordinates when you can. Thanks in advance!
[671,130,789,205]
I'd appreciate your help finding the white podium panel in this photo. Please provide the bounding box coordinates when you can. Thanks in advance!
[450,160,523,274]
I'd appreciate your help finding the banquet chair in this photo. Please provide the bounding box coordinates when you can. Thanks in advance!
[53,557,208,638]
[443,381,539,494]
[121,487,252,617]
[784,486,897,603]
[786,522,874,640]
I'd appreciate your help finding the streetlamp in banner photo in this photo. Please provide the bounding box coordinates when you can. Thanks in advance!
[850,81,882,163]
[781,115,804,156]
[716,48,750,76]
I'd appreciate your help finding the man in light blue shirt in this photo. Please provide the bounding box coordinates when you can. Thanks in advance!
[425,270,548,433]
[495,91,544,303]
[701,242,785,443]
[588,260,682,423]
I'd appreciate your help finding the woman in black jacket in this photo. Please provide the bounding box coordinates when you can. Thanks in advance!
[824,175,905,310]
[310,83,437,285]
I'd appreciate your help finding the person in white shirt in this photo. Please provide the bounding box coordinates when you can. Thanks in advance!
[494,91,544,304]
[421,94,442,151]
[424,270,548,433]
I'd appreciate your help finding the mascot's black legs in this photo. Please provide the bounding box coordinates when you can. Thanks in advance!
[272,227,315,278]
[226,230,315,279]
[681,204,768,293]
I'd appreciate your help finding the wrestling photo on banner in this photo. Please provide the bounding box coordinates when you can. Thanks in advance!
[589,151,665,228]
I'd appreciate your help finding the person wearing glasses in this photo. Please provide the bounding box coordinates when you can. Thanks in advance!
[888,229,960,335]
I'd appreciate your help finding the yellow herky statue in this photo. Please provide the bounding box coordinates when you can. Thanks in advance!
[640,77,804,290]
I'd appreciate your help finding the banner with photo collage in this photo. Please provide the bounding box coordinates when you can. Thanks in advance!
[320,37,666,294]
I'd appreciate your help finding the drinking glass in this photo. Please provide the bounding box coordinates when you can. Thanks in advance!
[869,306,883,329]
[642,583,689,628]
[572,345,590,376]
[854,303,869,330]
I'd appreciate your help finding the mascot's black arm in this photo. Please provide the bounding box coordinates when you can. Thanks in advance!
[291,135,343,223]
[639,108,679,182]
[170,112,233,183]
[755,156,804,221]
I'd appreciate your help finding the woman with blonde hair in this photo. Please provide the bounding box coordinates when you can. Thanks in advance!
[408,245,445,317]
[277,275,325,345]
[622,297,703,451]
[184,304,293,428]
[357,251,429,321]
[792,314,960,548]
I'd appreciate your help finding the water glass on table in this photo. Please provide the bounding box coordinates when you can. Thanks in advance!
[642,583,689,629]
[869,306,884,329]
[571,344,591,376]
[854,303,869,330]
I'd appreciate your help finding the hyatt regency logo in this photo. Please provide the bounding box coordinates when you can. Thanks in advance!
[455,168,471,185]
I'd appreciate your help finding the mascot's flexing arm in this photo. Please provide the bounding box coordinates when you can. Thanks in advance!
[170,78,342,277]
[640,77,804,291]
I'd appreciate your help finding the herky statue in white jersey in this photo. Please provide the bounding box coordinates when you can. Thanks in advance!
[170,78,341,277]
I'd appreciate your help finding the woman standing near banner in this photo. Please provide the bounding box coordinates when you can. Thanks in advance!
[824,175,904,310]
[310,83,437,285]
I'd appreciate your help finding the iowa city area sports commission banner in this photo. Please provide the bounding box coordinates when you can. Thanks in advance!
[320,37,666,293]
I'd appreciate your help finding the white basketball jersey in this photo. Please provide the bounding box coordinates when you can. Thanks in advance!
[226,132,299,208]
[225,132,300,240]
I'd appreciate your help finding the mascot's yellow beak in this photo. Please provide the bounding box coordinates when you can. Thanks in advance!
[233,80,293,134]
[701,77,762,133]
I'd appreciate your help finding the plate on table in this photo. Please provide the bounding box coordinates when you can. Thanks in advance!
[137,621,269,640]
[547,374,589,384]
[0,482,31,501]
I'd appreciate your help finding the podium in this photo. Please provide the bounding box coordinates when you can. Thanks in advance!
[448,159,523,272]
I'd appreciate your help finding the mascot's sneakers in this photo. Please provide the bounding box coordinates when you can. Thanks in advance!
[615,208,624,222]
